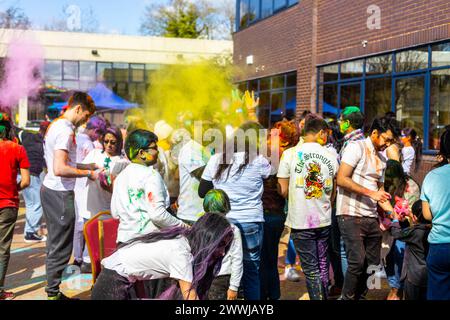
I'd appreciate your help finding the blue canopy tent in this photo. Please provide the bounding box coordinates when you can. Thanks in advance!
[323,102,339,115]
[47,83,138,113]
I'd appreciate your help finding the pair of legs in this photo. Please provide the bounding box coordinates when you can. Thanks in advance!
[260,213,285,300]
[427,243,450,300]
[41,186,76,297]
[22,175,44,237]
[338,216,382,300]
[231,221,264,301]
[291,227,331,300]
[0,207,18,297]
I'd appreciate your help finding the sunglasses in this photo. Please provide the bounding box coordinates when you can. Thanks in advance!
[104,140,117,146]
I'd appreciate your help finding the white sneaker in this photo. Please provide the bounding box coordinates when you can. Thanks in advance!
[285,267,301,282]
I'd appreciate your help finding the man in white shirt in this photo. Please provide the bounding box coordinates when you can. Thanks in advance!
[278,116,338,300]
[336,117,400,300]
[41,92,99,300]
[177,124,213,225]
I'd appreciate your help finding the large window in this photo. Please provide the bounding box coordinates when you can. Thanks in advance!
[238,71,297,128]
[237,0,299,31]
[317,40,450,152]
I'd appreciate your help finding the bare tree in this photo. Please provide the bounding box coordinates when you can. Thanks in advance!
[0,5,31,29]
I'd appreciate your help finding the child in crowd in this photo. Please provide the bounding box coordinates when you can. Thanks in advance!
[203,189,243,301]
[387,200,430,300]
[400,128,422,175]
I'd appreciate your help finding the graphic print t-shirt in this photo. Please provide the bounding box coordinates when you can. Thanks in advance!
[278,142,338,230]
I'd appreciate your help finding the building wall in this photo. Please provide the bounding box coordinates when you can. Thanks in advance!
[317,0,450,65]
[0,29,233,64]
[233,0,450,117]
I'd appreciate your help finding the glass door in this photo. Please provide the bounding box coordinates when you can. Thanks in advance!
[339,82,362,112]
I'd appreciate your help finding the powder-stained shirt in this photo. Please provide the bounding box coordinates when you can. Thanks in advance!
[111,163,184,243]
[177,140,211,222]
[278,142,338,230]
[43,118,77,191]
[202,152,272,223]
[336,137,387,218]
[102,237,193,283]
[0,140,30,209]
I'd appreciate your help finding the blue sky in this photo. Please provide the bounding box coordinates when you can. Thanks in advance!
[0,0,164,35]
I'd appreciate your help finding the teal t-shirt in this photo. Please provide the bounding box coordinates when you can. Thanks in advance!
[420,164,450,244]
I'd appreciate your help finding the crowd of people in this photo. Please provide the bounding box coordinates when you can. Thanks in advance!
[1,90,450,301]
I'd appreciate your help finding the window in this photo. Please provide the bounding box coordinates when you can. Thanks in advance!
[274,0,287,12]
[341,60,364,79]
[97,62,113,82]
[79,62,96,81]
[249,0,260,24]
[130,64,145,82]
[239,72,297,127]
[44,60,62,81]
[432,42,450,68]
[430,69,450,150]
[366,54,392,75]
[261,0,273,19]
[365,77,392,127]
[113,63,129,82]
[395,76,425,140]
[396,47,429,72]
[238,0,297,30]
[321,65,338,82]
[239,0,250,29]
[63,61,79,80]
[340,83,361,109]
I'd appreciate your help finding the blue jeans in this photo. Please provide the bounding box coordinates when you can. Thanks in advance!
[427,243,450,300]
[230,221,264,301]
[285,239,297,265]
[291,227,331,300]
[386,240,405,289]
[341,237,348,276]
[22,175,43,234]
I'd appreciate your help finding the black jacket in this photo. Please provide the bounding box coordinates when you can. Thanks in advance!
[390,223,430,287]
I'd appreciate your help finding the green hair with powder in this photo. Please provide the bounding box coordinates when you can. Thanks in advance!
[203,189,231,215]
[124,129,158,161]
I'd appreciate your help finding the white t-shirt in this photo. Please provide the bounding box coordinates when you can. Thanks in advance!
[202,152,272,223]
[43,118,77,191]
[111,163,185,243]
[402,146,415,175]
[102,237,193,283]
[177,140,211,222]
[76,149,129,219]
[74,132,95,222]
[278,142,339,230]
[218,224,243,291]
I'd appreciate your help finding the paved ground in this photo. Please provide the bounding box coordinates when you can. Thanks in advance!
[6,209,390,300]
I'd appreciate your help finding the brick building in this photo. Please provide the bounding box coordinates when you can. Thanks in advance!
[233,0,450,182]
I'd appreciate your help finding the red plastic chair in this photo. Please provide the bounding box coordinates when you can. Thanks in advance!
[84,211,147,298]
[84,211,119,285]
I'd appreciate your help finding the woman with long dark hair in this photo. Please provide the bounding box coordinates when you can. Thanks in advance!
[91,213,234,300]
[199,121,272,300]
[401,128,422,175]
[421,127,450,300]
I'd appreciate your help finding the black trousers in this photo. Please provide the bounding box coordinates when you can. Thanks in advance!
[404,280,427,300]
[91,268,134,300]
[41,186,76,296]
[260,213,285,300]
[338,215,382,300]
